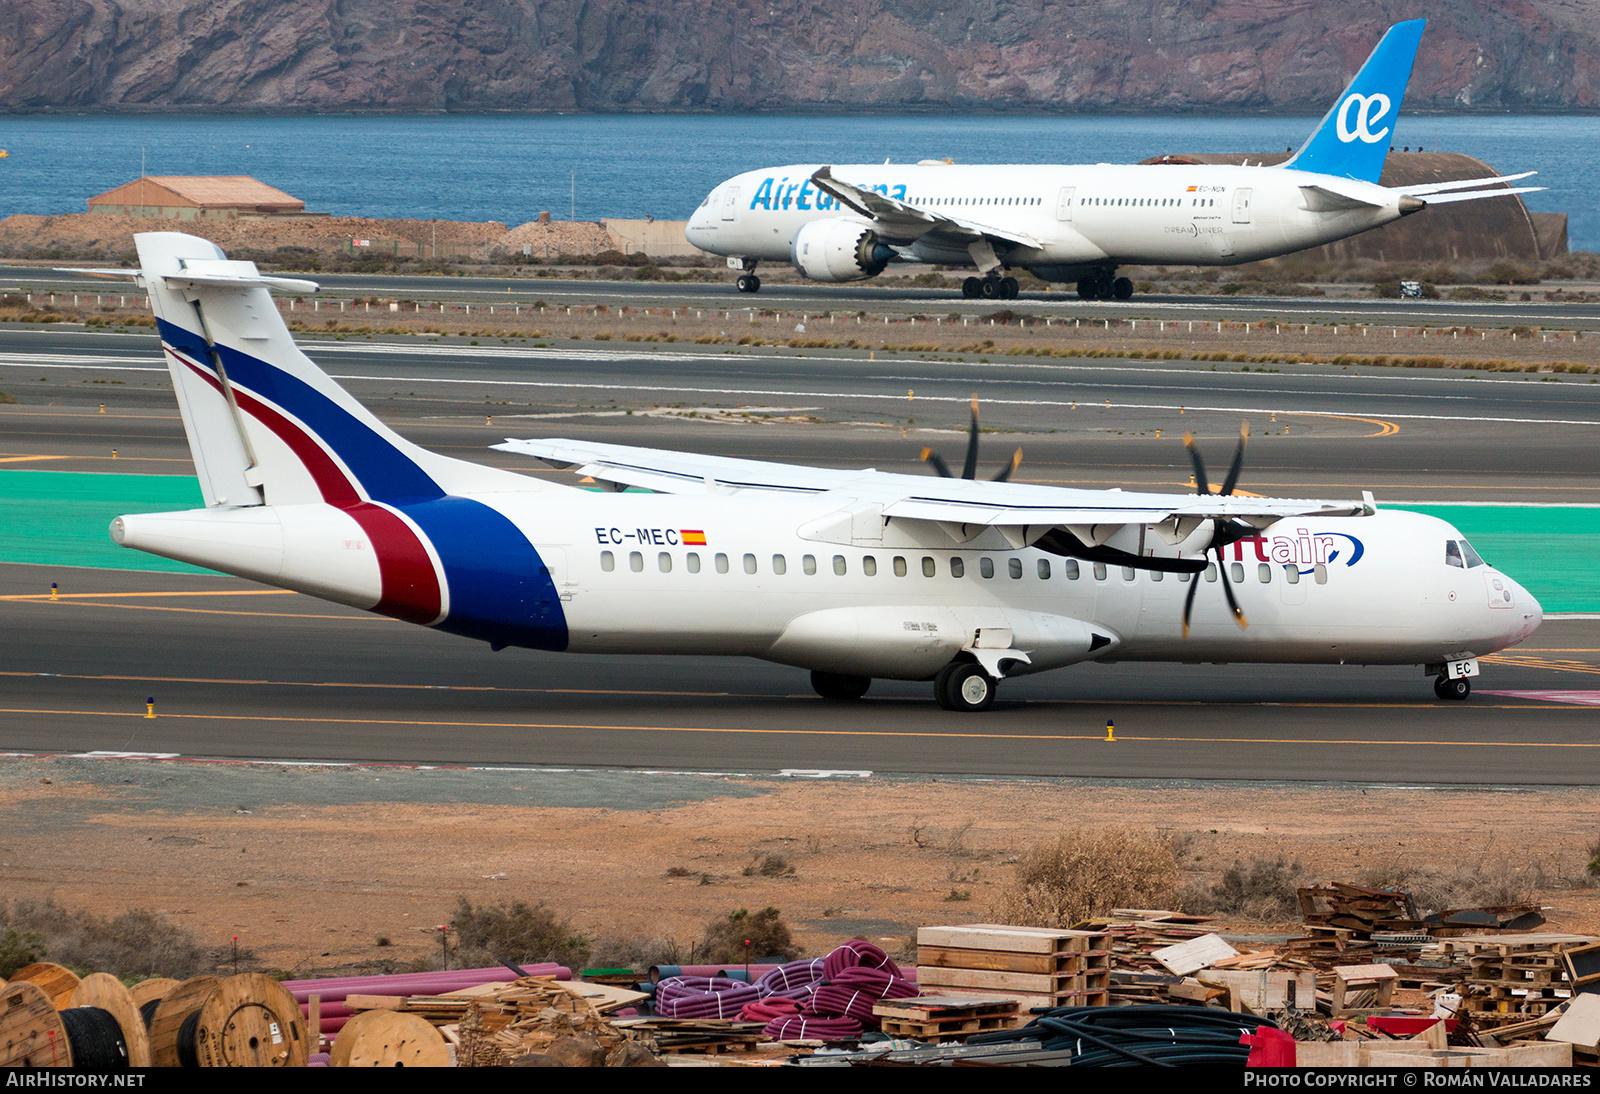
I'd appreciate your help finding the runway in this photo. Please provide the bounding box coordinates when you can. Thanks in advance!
[2,325,1598,783]
[8,263,1600,328]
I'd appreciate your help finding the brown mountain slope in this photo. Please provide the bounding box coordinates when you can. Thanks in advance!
[2,0,1596,113]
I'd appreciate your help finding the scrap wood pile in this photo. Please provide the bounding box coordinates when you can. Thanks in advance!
[1290,881,1544,959]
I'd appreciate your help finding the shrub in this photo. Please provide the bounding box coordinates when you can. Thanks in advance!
[1188,858,1305,920]
[992,828,1178,929]
[699,907,800,963]
[0,899,222,979]
[451,897,591,971]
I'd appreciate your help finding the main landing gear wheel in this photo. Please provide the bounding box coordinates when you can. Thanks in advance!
[1434,675,1471,701]
[736,273,762,293]
[1112,276,1134,301]
[934,662,997,712]
[962,276,1019,300]
[811,670,871,701]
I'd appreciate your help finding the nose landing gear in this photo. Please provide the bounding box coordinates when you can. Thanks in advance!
[1433,675,1471,701]
[962,275,1019,300]
[735,273,762,293]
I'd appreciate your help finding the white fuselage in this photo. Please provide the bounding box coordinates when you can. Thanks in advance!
[686,162,1404,277]
[118,484,1541,681]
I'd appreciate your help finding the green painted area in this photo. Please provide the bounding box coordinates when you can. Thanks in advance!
[1403,505,1600,614]
[3,471,1596,610]
[0,469,214,574]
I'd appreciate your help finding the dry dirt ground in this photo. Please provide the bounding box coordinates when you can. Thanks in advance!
[3,755,1598,977]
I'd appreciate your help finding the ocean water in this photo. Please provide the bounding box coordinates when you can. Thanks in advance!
[0,113,1594,250]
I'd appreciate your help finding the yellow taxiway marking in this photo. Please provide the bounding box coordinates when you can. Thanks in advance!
[1,707,1596,748]
[1283,412,1400,438]
[0,454,70,463]
[1482,653,1600,676]
[3,587,372,619]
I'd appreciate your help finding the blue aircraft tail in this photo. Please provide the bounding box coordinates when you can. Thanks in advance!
[1282,20,1425,183]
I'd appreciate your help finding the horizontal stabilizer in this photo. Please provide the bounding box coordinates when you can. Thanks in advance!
[1417,186,1545,206]
[1395,171,1537,196]
[55,267,143,280]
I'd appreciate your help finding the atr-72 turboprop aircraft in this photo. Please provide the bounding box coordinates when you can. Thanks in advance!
[84,231,1540,712]
[686,19,1541,300]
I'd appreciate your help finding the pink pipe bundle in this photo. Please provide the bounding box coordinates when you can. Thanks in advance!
[287,963,572,1036]
[653,976,761,1019]
[763,1014,863,1041]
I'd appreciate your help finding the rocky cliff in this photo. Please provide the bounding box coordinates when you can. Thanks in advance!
[3,0,1596,113]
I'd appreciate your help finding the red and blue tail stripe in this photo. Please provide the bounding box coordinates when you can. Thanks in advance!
[159,319,567,651]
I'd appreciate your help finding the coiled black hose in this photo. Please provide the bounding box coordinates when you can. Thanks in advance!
[968,1004,1276,1067]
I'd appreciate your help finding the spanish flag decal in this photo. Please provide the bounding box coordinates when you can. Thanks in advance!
[681,529,708,545]
[1185,185,1198,192]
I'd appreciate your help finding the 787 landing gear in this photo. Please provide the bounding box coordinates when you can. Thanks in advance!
[1076,271,1134,301]
[735,273,762,293]
[962,275,1019,300]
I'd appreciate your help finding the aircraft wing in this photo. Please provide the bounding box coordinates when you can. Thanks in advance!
[497,437,1373,563]
[809,167,1042,250]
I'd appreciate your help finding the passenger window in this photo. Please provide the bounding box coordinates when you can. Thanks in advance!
[1037,559,1051,580]
[659,552,672,573]
[950,557,965,578]
[715,552,730,574]
[980,557,995,579]
[1093,562,1107,581]
[1460,540,1485,568]
[1230,562,1244,583]
[687,552,701,573]
[629,551,643,572]
[1064,559,1080,580]
[803,554,816,575]
[1151,569,1163,582]
[1009,558,1023,579]
[772,554,786,575]
[833,555,846,575]
[1204,562,1217,583]
[893,556,907,577]
[1314,564,1328,584]
[1283,565,1300,584]
[601,551,615,572]
[743,553,757,574]
[1258,563,1272,583]
[864,556,877,576]
[1122,566,1136,581]
[922,556,936,578]
[1445,541,1464,568]
[1179,571,1192,583]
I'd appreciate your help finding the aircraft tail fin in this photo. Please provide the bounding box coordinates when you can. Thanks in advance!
[1282,20,1426,183]
[134,231,529,510]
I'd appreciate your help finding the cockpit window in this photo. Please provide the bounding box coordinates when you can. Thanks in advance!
[1460,540,1485,568]
[1445,540,1464,568]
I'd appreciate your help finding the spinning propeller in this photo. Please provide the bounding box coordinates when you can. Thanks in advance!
[921,397,1023,482]
[1182,422,1255,639]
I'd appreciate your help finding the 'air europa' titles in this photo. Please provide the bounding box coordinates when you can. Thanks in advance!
[749,176,906,212]
[595,527,707,547]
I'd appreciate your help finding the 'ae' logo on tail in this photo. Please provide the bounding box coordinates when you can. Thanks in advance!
[1335,93,1392,144]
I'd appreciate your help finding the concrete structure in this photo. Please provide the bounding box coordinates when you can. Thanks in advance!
[603,218,698,258]
[87,176,308,221]
[1140,152,1566,262]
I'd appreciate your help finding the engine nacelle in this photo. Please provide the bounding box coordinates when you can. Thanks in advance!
[789,218,896,282]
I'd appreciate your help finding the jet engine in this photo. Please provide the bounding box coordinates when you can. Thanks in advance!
[789,218,896,282]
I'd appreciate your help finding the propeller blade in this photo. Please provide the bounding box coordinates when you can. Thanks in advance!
[1219,420,1249,497]
[1181,567,1201,640]
[961,397,980,480]
[1183,432,1211,496]
[920,446,954,478]
[1215,549,1250,630]
[991,447,1023,483]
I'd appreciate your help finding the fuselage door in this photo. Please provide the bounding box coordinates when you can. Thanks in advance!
[1232,188,1253,225]
[1056,186,1076,222]
[722,187,740,222]
[534,545,574,601]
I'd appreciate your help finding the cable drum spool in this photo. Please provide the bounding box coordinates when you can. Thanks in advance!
[71,972,152,1068]
[189,973,309,1067]
[330,1009,449,1067]
[0,979,73,1067]
[9,962,81,1009]
[148,976,220,1068]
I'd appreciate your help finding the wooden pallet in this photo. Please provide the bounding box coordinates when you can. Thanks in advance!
[874,995,1022,1042]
